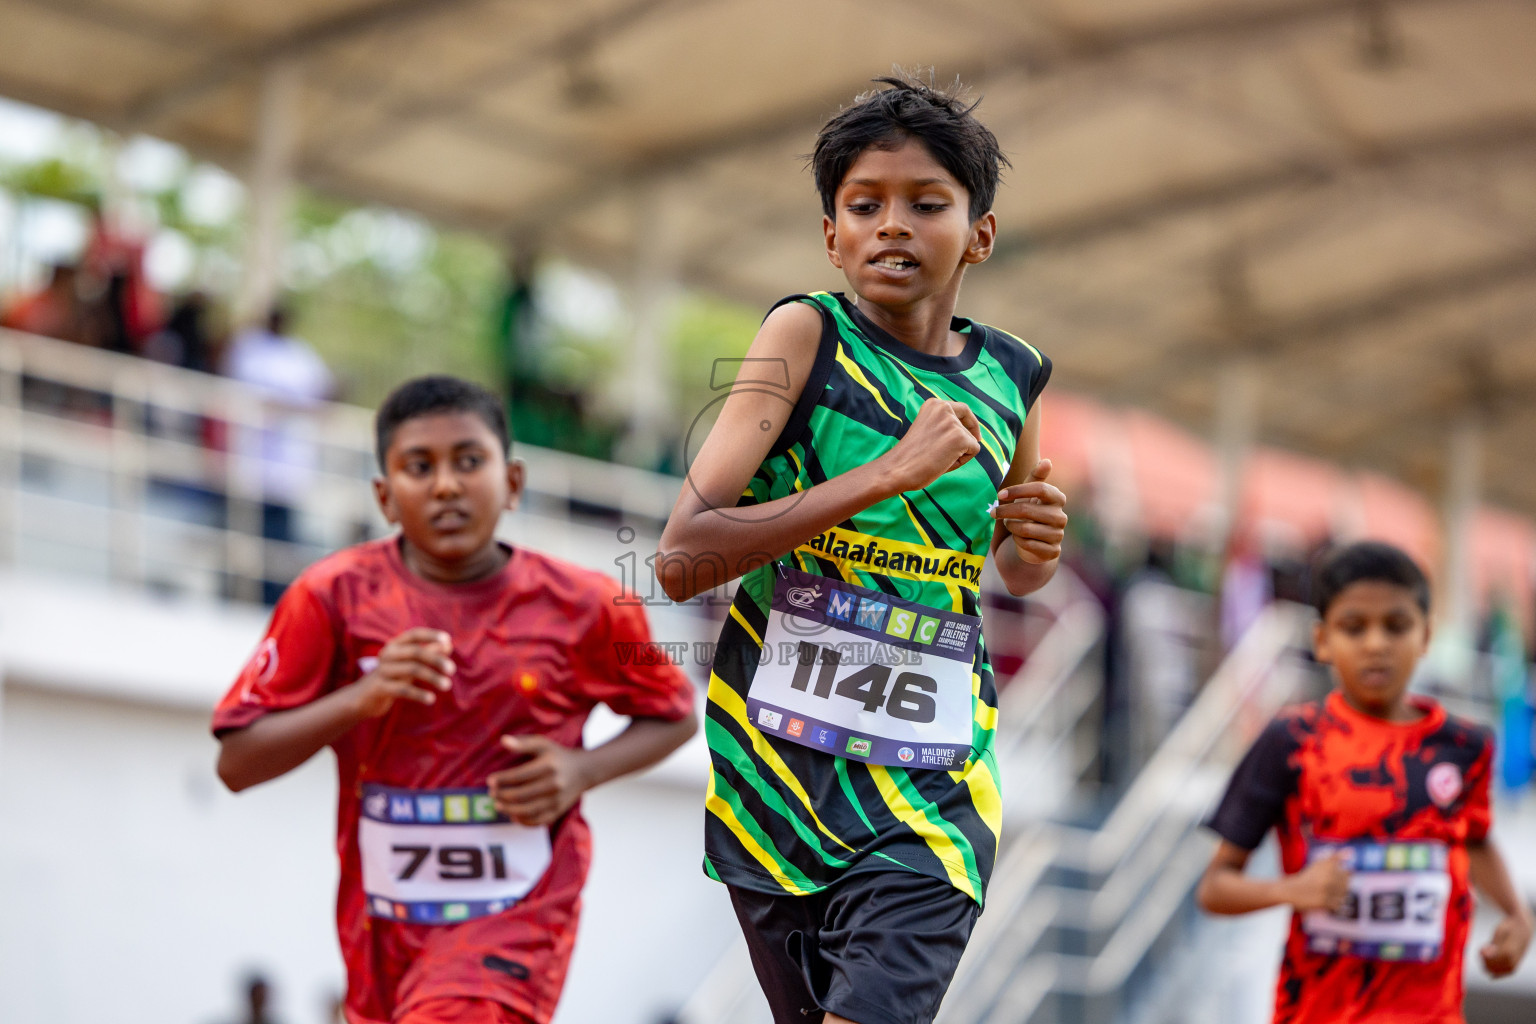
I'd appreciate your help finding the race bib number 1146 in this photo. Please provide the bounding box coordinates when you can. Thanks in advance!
[746,567,978,770]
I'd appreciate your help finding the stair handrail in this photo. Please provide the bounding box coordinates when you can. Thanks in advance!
[938,601,1311,1024]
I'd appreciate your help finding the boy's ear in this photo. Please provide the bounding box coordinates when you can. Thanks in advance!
[1312,619,1332,665]
[823,215,843,270]
[504,458,526,512]
[372,475,400,525]
[963,211,997,265]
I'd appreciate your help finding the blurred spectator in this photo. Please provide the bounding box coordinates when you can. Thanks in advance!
[224,306,332,402]
[5,262,116,423]
[1484,598,1535,790]
[213,972,282,1024]
[2,263,84,342]
[223,305,334,603]
[80,270,137,353]
[80,201,161,351]
[145,290,216,371]
[1219,528,1272,650]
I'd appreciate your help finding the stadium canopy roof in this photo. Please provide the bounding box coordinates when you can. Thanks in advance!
[2,0,1535,515]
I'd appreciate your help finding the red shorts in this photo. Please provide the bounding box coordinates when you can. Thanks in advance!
[343,898,579,1024]
[346,997,522,1024]
[395,998,522,1024]
[340,824,587,1024]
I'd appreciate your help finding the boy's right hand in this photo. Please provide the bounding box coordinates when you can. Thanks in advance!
[880,398,982,494]
[1285,853,1352,913]
[350,628,454,718]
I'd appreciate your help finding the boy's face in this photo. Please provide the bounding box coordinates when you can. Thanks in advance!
[823,138,995,310]
[373,411,523,577]
[1313,580,1431,718]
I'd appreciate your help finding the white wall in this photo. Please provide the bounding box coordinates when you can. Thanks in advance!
[0,682,745,1024]
[0,685,343,1024]
[0,561,744,1024]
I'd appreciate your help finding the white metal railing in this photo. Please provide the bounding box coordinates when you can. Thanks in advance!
[991,593,1107,823]
[0,327,682,602]
[938,602,1312,1024]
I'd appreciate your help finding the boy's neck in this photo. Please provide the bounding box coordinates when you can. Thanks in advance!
[850,286,965,358]
[1339,688,1426,724]
[398,536,510,585]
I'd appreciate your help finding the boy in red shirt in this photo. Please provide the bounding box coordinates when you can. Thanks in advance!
[1198,541,1532,1023]
[213,375,698,1024]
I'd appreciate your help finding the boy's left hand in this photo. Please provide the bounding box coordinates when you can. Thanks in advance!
[1481,911,1534,978]
[488,735,592,826]
[993,459,1068,564]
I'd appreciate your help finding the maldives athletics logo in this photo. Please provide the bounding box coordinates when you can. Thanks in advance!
[1426,762,1463,808]
[897,747,916,763]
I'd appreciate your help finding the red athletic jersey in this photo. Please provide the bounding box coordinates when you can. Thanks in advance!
[212,539,694,1024]
[1208,692,1494,1024]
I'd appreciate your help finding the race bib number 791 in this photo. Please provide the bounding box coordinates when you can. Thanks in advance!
[359,784,551,925]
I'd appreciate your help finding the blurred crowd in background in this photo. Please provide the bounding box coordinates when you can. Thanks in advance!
[1049,493,1536,800]
[2,224,333,418]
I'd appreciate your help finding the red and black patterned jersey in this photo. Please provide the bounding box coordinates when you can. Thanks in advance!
[212,538,694,1024]
[1207,691,1494,1024]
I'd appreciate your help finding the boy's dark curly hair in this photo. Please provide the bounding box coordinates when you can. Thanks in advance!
[374,375,510,471]
[812,71,1009,222]
[1311,540,1431,618]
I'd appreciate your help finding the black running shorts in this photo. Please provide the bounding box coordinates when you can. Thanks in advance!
[728,871,980,1024]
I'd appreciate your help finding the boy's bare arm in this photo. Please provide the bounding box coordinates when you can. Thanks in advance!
[216,628,453,792]
[1197,840,1351,916]
[990,409,1067,596]
[488,710,699,826]
[658,302,982,602]
[1468,839,1534,977]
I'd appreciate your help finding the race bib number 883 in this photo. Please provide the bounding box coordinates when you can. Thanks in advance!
[1301,839,1451,962]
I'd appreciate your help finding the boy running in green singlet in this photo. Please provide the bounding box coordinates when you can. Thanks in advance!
[657,75,1067,1024]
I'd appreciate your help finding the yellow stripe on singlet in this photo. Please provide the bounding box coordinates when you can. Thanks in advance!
[834,346,903,424]
[705,767,816,894]
[867,765,978,901]
[786,448,807,492]
[708,673,858,855]
[729,603,763,647]
[957,756,1003,844]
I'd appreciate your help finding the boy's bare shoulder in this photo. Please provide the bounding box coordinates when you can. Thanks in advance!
[725,296,827,406]
[755,297,824,354]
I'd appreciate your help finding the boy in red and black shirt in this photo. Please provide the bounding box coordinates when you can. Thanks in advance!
[213,376,697,1024]
[1199,541,1531,1023]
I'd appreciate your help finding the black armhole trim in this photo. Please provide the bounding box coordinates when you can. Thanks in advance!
[764,295,838,460]
[1026,353,1053,412]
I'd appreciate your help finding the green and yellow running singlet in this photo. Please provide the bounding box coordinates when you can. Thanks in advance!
[703,291,1051,905]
